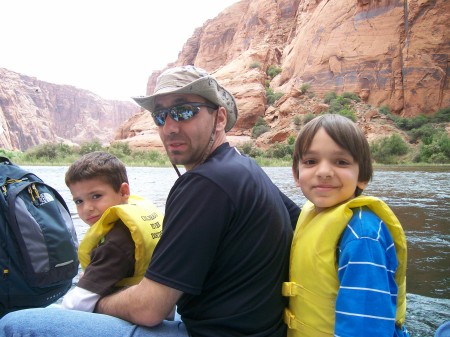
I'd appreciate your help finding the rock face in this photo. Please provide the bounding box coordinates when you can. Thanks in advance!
[0,68,139,151]
[117,0,449,150]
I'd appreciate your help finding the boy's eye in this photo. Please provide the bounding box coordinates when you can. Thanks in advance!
[92,194,102,200]
[302,159,316,166]
[336,158,353,166]
[74,199,82,205]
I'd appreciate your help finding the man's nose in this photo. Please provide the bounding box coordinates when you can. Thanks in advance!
[161,114,180,134]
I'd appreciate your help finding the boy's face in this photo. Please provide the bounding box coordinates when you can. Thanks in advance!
[69,177,130,226]
[293,127,367,213]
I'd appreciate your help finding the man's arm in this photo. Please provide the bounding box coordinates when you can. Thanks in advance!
[95,277,182,327]
[279,191,300,229]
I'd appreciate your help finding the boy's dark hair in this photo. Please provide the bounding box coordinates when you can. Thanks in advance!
[65,152,128,192]
[292,114,373,196]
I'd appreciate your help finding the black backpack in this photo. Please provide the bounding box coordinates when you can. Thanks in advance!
[0,157,79,317]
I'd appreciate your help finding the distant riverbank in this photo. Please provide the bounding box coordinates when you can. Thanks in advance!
[6,156,450,171]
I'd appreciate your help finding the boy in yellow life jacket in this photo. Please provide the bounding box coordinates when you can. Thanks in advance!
[61,151,164,312]
[284,114,409,336]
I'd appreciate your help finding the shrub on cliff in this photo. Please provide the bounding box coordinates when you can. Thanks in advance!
[324,94,357,121]
[249,62,261,69]
[418,131,450,163]
[266,87,284,105]
[300,83,311,94]
[252,117,270,138]
[342,92,361,102]
[324,92,337,104]
[434,107,450,123]
[266,65,282,78]
[370,134,409,164]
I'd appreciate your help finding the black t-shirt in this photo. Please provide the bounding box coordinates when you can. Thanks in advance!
[146,143,299,337]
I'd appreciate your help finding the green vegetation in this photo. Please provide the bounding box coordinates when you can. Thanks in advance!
[1,103,449,167]
[323,92,358,121]
[249,61,261,69]
[238,137,294,166]
[418,131,450,164]
[379,106,450,130]
[293,115,302,126]
[300,83,311,94]
[370,134,409,164]
[303,112,315,124]
[266,87,284,105]
[1,141,171,167]
[266,65,282,79]
[323,91,337,104]
[264,72,284,105]
[377,106,450,163]
[251,117,270,138]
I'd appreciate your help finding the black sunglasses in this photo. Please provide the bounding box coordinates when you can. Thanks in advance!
[151,102,219,126]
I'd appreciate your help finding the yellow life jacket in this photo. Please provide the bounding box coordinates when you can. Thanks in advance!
[78,195,164,287]
[282,196,407,337]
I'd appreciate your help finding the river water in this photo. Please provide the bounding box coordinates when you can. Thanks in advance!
[24,165,449,337]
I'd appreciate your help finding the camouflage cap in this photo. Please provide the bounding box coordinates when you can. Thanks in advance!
[132,65,238,132]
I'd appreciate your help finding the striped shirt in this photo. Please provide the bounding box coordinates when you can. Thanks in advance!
[335,206,409,337]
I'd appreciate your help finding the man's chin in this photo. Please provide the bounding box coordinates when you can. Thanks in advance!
[167,152,185,165]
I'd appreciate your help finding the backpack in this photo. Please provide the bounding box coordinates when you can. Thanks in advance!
[0,157,79,317]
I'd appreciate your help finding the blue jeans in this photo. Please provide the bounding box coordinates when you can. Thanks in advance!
[0,308,188,337]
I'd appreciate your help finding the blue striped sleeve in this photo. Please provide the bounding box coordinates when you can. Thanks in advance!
[335,207,401,336]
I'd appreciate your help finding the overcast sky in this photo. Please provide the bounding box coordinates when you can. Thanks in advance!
[0,0,239,101]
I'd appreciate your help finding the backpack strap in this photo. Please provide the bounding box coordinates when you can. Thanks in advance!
[0,157,11,164]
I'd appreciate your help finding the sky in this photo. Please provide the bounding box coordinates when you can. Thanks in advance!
[0,0,240,101]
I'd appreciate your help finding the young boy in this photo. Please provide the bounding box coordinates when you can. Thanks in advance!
[284,114,409,336]
[61,151,164,312]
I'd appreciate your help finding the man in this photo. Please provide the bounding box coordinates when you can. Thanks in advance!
[0,65,300,337]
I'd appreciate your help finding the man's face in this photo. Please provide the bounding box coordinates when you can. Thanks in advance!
[154,93,217,170]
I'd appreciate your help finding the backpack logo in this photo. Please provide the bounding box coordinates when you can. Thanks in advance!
[28,184,55,207]
[37,192,55,206]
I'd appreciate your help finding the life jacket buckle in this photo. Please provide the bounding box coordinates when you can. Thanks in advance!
[283,308,301,330]
[282,281,302,297]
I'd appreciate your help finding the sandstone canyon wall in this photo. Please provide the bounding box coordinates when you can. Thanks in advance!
[0,68,139,151]
[117,0,449,149]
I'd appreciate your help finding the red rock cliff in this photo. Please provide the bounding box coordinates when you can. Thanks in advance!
[117,0,449,149]
[0,68,139,151]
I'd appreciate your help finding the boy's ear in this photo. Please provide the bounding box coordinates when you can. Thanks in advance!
[357,181,368,191]
[119,183,131,198]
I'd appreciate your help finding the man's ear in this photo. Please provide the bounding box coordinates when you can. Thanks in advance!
[216,106,227,131]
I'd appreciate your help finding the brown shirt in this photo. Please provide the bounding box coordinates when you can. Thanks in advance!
[77,220,135,296]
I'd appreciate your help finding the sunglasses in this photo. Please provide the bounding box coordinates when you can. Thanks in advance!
[151,102,219,126]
